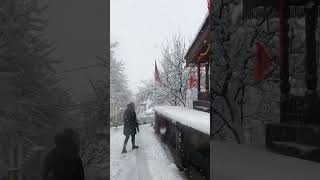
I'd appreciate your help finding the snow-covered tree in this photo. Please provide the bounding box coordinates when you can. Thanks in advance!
[110,42,132,109]
[210,0,280,144]
[134,34,195,109]
[135,80,154,113]
[78,44,109,171]
[0,0,74,146]
[157,34,193,107]
[135,79,167,108]
[210,0,312,145]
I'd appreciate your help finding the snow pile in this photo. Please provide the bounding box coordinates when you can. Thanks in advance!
[211,141,320,180]
[145,108,155,114]
[154,106,210,135]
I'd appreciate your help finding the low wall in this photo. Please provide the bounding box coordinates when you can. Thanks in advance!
[154,111,209,180]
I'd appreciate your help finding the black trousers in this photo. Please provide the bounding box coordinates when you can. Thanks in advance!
[124,134,135,146]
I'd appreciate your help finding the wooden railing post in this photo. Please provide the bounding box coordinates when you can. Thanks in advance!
[304,0,319,124]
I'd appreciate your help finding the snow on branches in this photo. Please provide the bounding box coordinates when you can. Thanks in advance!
[211,0,280,144]
[0,0,74,145]
[110,42,132,110]
[158,34,193,107]
[135,34,194,108]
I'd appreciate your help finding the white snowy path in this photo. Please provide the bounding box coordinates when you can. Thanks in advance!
[110,124,187,180]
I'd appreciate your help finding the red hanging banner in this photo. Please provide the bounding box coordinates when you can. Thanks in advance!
[188,73,197,89]
[255,42,272,80]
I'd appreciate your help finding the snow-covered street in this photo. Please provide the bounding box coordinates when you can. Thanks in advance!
[110,124,187,180]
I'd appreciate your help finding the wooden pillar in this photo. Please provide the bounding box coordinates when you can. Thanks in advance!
[279,0,290,124]
[8,146,14,180]
[205,62,209,92]
[209,2,214,138]
[304,0,318,124]
[197,62,201,93]
[17,140,22,180]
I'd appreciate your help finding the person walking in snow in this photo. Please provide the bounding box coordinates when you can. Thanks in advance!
[122,102,139,153]
[42,129,84,180]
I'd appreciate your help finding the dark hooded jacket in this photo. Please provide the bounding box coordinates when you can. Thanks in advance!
[123,103,138,136]
[42,133,84,180]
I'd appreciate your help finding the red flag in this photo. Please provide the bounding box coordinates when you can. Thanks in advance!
[155,61,161,83]
[188,74,197,89]
[255,42,272,80]
[207,0,211,12]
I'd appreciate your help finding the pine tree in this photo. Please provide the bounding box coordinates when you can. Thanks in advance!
[0,0,73,145]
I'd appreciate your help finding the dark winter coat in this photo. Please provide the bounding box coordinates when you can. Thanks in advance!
[42,134,84,180]
[123,104,139,136]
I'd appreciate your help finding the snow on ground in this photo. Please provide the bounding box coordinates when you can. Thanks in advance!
[110,124,187,180]
[211,141,320,180]
[154,106,210,135]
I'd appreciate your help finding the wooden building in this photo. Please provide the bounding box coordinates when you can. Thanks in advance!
[243,0,320,162]
[185,14,211,113]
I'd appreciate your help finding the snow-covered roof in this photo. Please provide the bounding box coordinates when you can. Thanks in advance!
[185,13,209,66]
[154,106,210,135]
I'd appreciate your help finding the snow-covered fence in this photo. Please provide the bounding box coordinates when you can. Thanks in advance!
[6,135,47,180]
[154,106,210,180]
[110,106,124,127]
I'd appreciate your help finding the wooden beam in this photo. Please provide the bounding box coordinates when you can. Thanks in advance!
[244,0,308,10]
[243,0,316,18]
[244,6,320,19]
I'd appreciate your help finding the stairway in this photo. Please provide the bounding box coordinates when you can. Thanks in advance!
[266,123,320,162]
[193,100,210,113]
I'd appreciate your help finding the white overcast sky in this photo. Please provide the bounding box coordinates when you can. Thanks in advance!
[111,0,208,94]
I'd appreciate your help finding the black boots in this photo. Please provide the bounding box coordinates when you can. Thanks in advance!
[122,144,139,153]
[121,144,127,154]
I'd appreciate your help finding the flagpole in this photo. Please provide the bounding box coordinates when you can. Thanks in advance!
[154,60,157,108]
